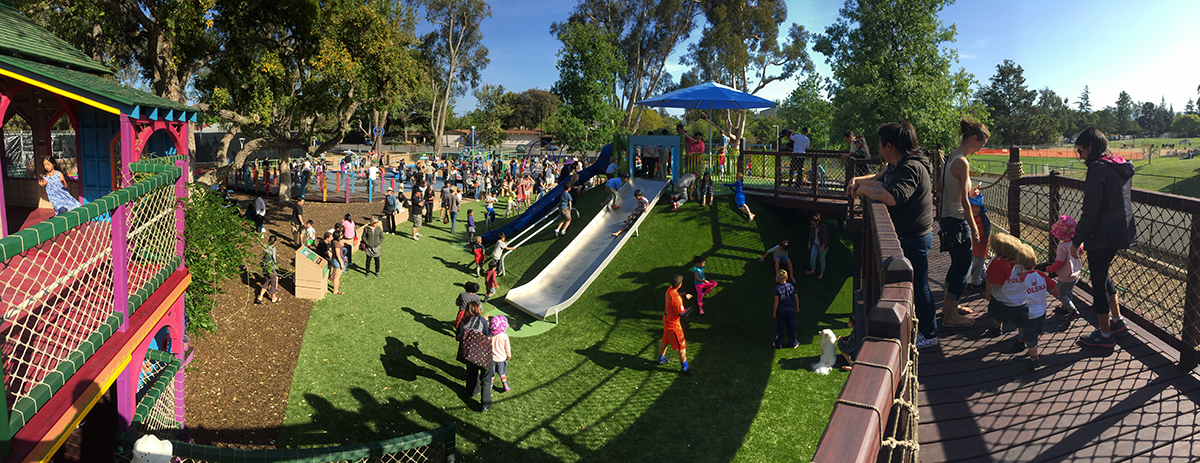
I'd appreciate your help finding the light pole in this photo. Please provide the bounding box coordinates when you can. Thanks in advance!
[772,125,780,151]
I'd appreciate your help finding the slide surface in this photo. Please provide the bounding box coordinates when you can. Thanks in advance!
[504,178,669,320]
[481,145,613,245]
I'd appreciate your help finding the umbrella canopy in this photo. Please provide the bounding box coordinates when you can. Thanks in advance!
[635,81,776,110]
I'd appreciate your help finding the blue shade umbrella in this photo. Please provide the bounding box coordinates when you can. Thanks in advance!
[636,81,777,150]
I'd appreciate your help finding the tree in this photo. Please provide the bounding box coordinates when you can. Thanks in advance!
[552,21,624,153]
[194,0,421,198]
[420,0,491,155]
[1077,85,1092,112]
[1094,107,1118,134]
[469,83,511,148]
[551,0,703,134]
[977,60,1039,145]
[678,0,813,148]
[1115,91,1136,135]
[505,89,561,129]
[1186,98,1196,116]
[815,0,986,150]
[1033,87,1069,145]
[778,73,833,148]
[1172,114,1200,138]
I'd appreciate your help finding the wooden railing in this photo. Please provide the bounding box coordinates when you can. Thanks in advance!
[813,200,917,462]
[735,143,881,201]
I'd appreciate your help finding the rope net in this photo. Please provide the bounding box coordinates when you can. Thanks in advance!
[0,211,116,411]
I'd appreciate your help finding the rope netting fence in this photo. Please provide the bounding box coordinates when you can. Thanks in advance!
[131,349,182,441]
[974,154,1200,367]
[115,423,457,463]
[0,156,182,434]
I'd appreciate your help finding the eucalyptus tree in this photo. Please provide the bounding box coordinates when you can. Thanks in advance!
[419,0,491,155]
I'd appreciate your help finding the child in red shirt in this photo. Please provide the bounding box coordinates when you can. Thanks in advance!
[984,233,1056,369]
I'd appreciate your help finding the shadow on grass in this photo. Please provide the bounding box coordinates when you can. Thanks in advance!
[400,306,455,337]
[380,337,462,392]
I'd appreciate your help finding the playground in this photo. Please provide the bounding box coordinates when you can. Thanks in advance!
[182,180,855,461]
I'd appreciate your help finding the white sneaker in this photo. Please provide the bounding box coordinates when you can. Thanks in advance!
[915,333,938,349]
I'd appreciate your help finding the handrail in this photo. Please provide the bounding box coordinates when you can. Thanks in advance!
[501,207,578,272]
[814,200,917,462]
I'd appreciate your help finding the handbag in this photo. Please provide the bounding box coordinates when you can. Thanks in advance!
[938,217,971,252]
[457,329,491,369]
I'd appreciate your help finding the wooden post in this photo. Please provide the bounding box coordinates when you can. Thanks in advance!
[335,171,340,193]
[1007,146,1022,239]
[322,174,327,202]
[1048,171,1061,252]
[1181,213,1200,370]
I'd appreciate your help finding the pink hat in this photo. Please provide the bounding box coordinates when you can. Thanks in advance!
[1051,215,1076,241]
[489,315,509,334]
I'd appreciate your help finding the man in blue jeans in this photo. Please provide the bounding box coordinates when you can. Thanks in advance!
[851,122,938,348]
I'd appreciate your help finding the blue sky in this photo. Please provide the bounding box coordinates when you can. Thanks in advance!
[440,0,1200,115]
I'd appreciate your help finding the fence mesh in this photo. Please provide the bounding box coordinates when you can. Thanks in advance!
[115,424,455,463]
[0,212,116,415]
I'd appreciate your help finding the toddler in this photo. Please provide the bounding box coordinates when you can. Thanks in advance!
[304,219,316,246]
[467,209,477,242]
[982,233,1031,339]
[469,236,486,277]
[965,187,991,292]
[1046,215,1082,321]
[485,192,497,226]
[490,315,512,392]
[484,261,499,302]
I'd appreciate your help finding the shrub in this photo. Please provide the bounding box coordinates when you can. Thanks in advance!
[183,183,255,336]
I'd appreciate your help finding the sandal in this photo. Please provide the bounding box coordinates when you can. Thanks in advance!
[957,307,974,315]
[942,317,975,327]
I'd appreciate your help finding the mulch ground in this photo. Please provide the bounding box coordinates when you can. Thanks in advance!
[184,193,397,447]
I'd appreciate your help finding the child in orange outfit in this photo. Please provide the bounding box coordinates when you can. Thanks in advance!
[656,274,694,374]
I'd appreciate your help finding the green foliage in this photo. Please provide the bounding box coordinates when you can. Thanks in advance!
[183,183,255,336]
[778,73,833,148]
[1173,114,1200,137]
[552,21,624,152]
[469,83,511,147]
[680,0,813,145]
[505,88,560,130]
[814,0,988,150]
[1116,91,1136,135]
[745,114,782,146]
[977,60,1039,145]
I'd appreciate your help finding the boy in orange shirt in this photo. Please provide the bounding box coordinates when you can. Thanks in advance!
[656,274,694,374]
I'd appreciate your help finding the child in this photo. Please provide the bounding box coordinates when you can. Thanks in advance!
[724,173,755,221]
[455,282,482,329]
[483,261,499,302]
[772,269,799,348]
[656,274,693,374]
[982,233,1037,342]
[505,196,517,218]
[470,236,486,277]
[1019,251,1056,369]
[670,173,696,211]
[485,192,497,226]
[690,255,718,315]
[965,186,991,292]
[611,189,650,238]
[489,315,512,392]
[304,219,316,246]
[1047,215,1082,321]
[466,209,477,242]
[758,240,796,282]
[698,172,715,207]
[492,233,515,276]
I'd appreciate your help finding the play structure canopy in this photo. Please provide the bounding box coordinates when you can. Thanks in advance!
[635,81,776,110]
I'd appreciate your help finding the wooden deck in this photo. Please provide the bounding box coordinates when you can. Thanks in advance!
[920,244,1200,462]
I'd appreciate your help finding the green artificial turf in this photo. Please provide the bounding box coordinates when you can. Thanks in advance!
[280,186,854,462]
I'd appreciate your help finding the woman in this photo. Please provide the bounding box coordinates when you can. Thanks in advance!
[316,231,345,295]
[847,136,871,177]
[341,214,357,268]
[456,301,493,411]
[257,235,280,303]
[1074,127,1137,349]
[936,119,988,327]
[850,122,937,349]
[38,157,80,215]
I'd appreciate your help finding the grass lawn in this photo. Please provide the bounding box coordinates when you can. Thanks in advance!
[279,185,854,462]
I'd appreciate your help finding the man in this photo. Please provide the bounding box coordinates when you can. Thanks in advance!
[367,162,380,199]
[554,182,573,237]
[790,127,811,185]
[291,197,305,245]
[382,187,399,234]
[656,274,693,374]
[361,217,384,277]
[611,189,650,238]
[410,182,425,240]
[448,186,462,234]
[603,171,629,211]
[440,183,453,224]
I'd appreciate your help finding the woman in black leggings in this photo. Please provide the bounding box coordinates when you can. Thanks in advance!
[1072,127,1137,349]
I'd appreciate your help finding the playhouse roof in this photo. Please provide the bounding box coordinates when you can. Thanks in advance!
[0,1,198,119]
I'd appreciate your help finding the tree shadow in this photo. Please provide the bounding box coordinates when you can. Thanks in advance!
[380,337,462,392]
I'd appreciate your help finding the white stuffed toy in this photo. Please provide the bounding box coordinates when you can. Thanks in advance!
[811,329,839,375]
[131,434,172,463]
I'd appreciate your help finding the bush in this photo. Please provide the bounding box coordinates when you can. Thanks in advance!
[183,183,255,336]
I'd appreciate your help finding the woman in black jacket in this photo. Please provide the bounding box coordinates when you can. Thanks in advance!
[457,301,493,411]
[1073,127,1137,349]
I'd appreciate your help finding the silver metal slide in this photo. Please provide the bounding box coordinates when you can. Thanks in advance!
[505,178,670,320]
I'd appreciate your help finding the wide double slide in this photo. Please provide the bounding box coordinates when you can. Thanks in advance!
[505,178,670,320]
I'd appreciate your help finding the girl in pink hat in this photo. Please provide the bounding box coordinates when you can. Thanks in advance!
[489,315,512,392]
[1046,215,1083,321]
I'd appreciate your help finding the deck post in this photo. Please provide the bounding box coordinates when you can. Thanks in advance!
[1181,213,1200,370]
[737,138,745,176]
[1048,171,1061,253]
[1007,146,1022,239]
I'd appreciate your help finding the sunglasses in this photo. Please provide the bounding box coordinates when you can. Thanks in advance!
[1075,147,1085,155]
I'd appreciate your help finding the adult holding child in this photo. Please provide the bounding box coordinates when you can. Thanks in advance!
[456,301,493,412]
[1073,127,1137,349]
[850,122,938,349]
[934,119,988,327]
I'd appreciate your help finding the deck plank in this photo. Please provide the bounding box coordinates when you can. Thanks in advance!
[916,233,1200,462]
